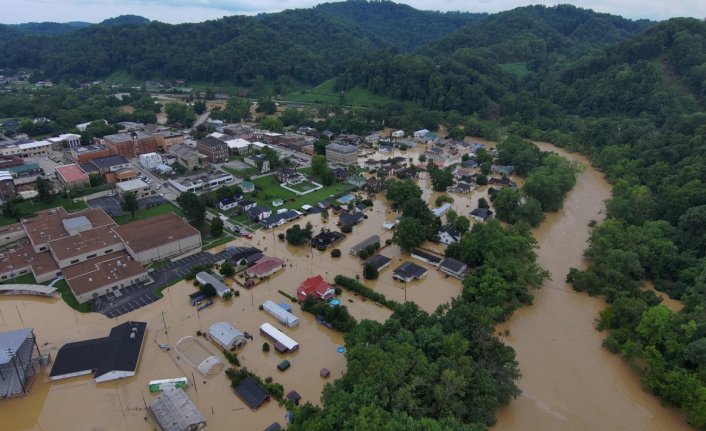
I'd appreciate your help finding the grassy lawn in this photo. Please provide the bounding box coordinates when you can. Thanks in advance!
[253,174,352,209]
[0,196,89,227]
[202,234,235,251]
[52,279,91,313]
[113,202,184,225]
[223,165,258,179]
[286,79,393,107]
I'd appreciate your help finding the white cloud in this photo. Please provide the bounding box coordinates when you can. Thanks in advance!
[1,0,705,24]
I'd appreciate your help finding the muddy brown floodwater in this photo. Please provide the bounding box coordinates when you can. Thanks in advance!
[0,137,692,431]
[494,141,692,431]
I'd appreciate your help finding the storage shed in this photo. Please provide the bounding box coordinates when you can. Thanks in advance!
[262,300,300,327]
[259,323,299,353]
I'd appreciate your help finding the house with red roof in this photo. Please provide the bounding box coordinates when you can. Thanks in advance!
[246,256,285,279]
[296,275,335,301]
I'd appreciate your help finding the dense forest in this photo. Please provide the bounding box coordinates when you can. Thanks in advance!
[3,0,706,428]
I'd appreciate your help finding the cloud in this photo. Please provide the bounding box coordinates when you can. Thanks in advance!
[1,0,705,24]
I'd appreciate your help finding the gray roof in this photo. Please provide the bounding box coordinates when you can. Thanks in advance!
[350,235,380,253]
[364,254,391,271]
[440,257,467,273]
[0,328,32,365]
[326,143,357,154]
[90,154,130,170]
[394,262,428,280]
[196,272,230,296]
[149,388,206,431]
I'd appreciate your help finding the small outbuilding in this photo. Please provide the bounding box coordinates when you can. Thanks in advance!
[234,376,271,410]
[208,322,247,350]
[149,388,206,431]
[262,300,300,327]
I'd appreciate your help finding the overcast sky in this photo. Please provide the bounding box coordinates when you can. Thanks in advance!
[2,0,704,25]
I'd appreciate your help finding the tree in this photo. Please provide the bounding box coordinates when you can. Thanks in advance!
[1,200,21,221]
[454,215,470,233]
[210,217,224,236]
[35,177,54,203]
[260,146,281,170]
[392,217,427,251]
[478,197,489,209]
[260,116,283,133]
[497,135,541,176]
[430,169,454,192]
[314,137,329,155]
[311,155,328,176]
[286,223,313,246]
[120,191,139,220]
[257,99,277,115]
[418,154,427,163]
[448,127,466,141]
[177,191,206,227]
[193,100,207,115]
[385,179,422,205]
[88,173,104,187]
[220,261,235,277]
[363,263,379,280]
[165,102,195,127]
[321,208,329,221]
[320,169,334,186]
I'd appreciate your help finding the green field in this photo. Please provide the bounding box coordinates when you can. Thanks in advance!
[223,165,258,179]
[252,172,351,209]
[286,79,393,107]
[113,202,184,225]
[0,272,37,285]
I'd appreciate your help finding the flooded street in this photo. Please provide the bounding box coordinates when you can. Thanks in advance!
[494,142,692,431]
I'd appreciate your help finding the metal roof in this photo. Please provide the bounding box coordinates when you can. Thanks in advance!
[0,328,32,365]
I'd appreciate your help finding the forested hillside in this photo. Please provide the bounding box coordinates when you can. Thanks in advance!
[0,1,478,85]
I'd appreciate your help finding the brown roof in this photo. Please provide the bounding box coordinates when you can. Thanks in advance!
[48,225,124,261]
[112,213,200,253]
[0,242,59,278]
[246,256,284,277]
[22,207,115,247]
[63,251,146,296]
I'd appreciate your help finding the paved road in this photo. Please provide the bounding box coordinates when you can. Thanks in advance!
[92,248,238,318]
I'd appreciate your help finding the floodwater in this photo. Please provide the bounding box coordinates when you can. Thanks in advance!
[494,141,692,431]
[0,137,692,431]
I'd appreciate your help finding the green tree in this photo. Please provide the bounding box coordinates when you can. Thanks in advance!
[1,200,22,221]
[177,192,206,227]
[453,215,470,233]
[120,191,139,220]
[88,173,104,187]
[311,155,328,176]
[286,223,314,246]
[314,137,329,155]
[478,197,489,209]
[165,102,195,127]
[260,116,283,133]
[385,179,422,206]
[392,217,427,251]
[447,127,466,140]
[35,177,54,203]
[193,100,207,115]
[430,169,454,192]
[210,217,224,237]
[363,263,379,280]
[220,261,235,277]
[257,99,277,115]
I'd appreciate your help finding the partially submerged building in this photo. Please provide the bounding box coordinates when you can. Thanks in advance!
[259,323,299,354]
[262,300,300,327]
[234,376,270,411]
[149,388,206,431]
[393,262,428,283]
[0,328,44,398]
[49,321,146,383]
[208,322,247,350]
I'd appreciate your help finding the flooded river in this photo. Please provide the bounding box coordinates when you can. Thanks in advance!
[494,141,692,431]
[0,137,692,431]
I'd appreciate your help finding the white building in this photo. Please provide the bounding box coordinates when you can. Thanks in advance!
[208,322,247,350]
[391,130,404,138]
[115,179,153,199]
[225,138,251,155]
[262,300,300,327]
[413,129,430,138]
[47,133,81,149]
[259,323,299,353]
[139,152,162,170]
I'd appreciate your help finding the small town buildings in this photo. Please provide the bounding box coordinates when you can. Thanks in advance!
[149,387,206,431]
[364,254,392,272]
[432,203,452,218]
[363,159,379,171]
[450,181,473,194]
[365,178,383,194]
[227,246,262,266]
[470,207,494,222]
[55,164,90,190]
[296,275,335,301]
[310,230,345,250]
[90,154,138,183]
[260,210,300,229]
[63,251,149,303]
[411,248,443,267]
[325,143,357,165]
[139,152,162,169]
[169,144,209,171]
[243,154,270,173]
[247,206,272,221]
[331,167,349,180]
[491,165,514,176]
[47,133,81,149]
[235,375,271,410]
[68,145,111,163]
[113,212,202,265]
[195,271,231,297]
[338,212,364,228]
[0,327,43,398]
[208,322,247,350]
[393,262,428,282]
[218,197,240,211]
[153,130,184,152]
[246,256,285,279]
[262,301,300,327]
[0,140,52,158]
[350,235,380,256]
[439,257,468,279]
[437,225,462,245]
[275,167,305,185]
[103,132,158,158]
[240,180,255,193]
[167,171,235,194]
[50,321,146,383]
[346,174,367,188]
[197,136,229,163]
[115,178,153,199]
[236,199,256,213]
[224,138,252,155]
